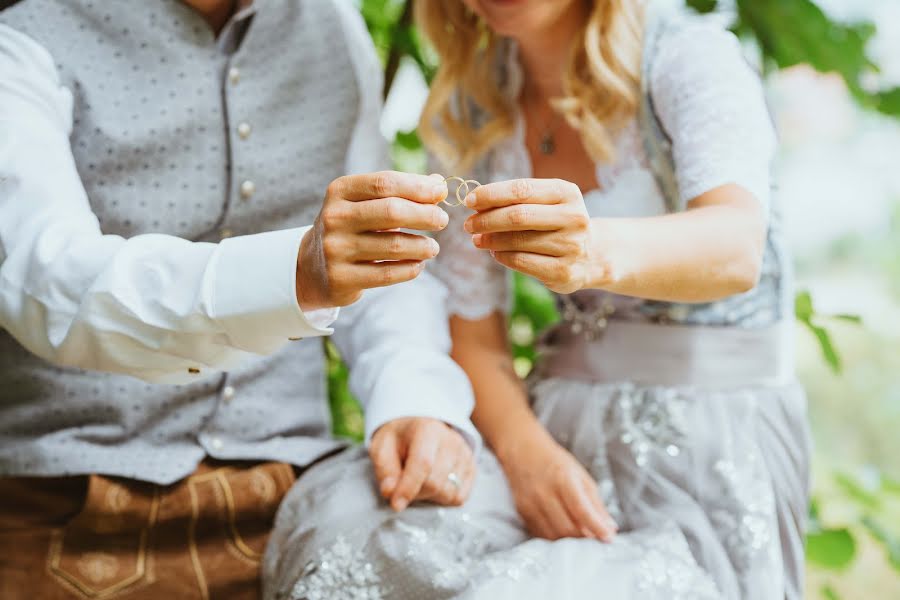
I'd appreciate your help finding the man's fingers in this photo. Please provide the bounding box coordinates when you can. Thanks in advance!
[339,261,427,292]
[419,439,457,503]
[465,178,574,211]
[451,450,476,505]
[391,427,441,511]
[369,429,403,499]
[472,231,572,257]
[465,204,575,235]
[349,232,440,262]
[562,475,617,542]
[349,197,449,232]
[334,171,447,204]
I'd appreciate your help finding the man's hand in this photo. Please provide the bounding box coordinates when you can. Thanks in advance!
[370,417,476,511]
[296,172,449,311]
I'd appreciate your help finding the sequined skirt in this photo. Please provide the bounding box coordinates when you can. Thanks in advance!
[263,321,810,600]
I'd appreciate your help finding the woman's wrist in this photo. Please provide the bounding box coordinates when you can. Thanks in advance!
[584,218,623,291]
[489,416,557,466]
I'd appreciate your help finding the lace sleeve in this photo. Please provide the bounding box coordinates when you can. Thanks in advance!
[650,22,776,215]
[429,159,510,320]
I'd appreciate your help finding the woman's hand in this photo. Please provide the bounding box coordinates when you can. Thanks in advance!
[496,428,618,542]
[370,417,476,511]
[464,178,599,294]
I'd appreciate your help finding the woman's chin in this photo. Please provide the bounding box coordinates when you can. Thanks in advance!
[473,0,571,40]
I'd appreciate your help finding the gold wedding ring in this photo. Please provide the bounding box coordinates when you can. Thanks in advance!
[442,176,481,207]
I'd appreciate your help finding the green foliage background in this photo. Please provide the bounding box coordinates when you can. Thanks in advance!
[327,1,900,597]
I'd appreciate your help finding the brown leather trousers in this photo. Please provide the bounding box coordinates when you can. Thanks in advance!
[0,461,298,600]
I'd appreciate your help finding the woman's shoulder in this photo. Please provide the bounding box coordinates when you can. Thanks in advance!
[649,16,757,99]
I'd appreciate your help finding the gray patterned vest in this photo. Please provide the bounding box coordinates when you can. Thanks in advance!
[0,0,359,483]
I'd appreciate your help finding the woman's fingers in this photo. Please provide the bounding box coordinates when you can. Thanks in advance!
[562,475,618,542]
[465,178,578,211]
[492,251,563,282]
[472,231,579,257]
[536,492,581,540]
[347,232,440,262]
[465,204,578,235]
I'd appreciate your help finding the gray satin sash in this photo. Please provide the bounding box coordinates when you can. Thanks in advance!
[535,320,793,388]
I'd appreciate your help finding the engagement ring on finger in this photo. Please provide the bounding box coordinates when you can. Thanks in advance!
[447,472,462,490]
[442,176,480,208]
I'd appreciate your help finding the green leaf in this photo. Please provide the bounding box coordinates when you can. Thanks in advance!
[512,273,559,334]
[831,314,863,325]
[735,0,899,119]
[806,528,857,570]
[873,86,900,117]
[861,517,900,572]
[802,320,842,373]
[821,585,842,600]
[795,290,814,322]
[834,472,881,510]
[883,476,900,496]
[685,0,718,13]
[394,129,423,152]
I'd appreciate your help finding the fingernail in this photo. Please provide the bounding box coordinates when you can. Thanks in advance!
[428,238,440,256]
[605,517,619,532]
[439,210,450,228]
[464,219,474,233]
[471,234,482,247]
[464,192,476,208]
[433,182,448,199]
[380,477,396,494]
[393,497,409,512]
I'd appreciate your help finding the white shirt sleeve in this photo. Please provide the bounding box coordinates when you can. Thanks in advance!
[0,24,336,385]
[331,3,480,450]
[650,22,777,216]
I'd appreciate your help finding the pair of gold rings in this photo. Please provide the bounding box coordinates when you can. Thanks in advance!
[442,176,480,207]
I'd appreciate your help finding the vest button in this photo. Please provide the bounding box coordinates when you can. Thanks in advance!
[210,437,224,450]
[237,122,251,139]
[228,67,241,85]
[222,385,235,401]
[240,180,255,200]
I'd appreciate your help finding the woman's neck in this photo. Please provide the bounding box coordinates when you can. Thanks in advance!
[515,3,590,101]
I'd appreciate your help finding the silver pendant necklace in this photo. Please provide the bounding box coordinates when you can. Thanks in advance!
[539,130,556,155]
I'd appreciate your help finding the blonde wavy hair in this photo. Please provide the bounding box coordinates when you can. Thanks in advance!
[415,0,645,173]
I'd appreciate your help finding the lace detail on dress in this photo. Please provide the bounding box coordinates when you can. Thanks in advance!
[431,203,509,320]
[635,527,722,599]
[289,536,385,600]
[649,22,776,213]
[394,509,545,590]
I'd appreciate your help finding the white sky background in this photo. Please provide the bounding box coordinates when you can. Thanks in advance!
[381,0,900,321]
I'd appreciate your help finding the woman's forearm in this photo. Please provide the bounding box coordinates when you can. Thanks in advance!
[588,184,766,303]
[449,313,553,461]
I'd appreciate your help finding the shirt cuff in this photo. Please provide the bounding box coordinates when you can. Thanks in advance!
[210,226,338,354]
